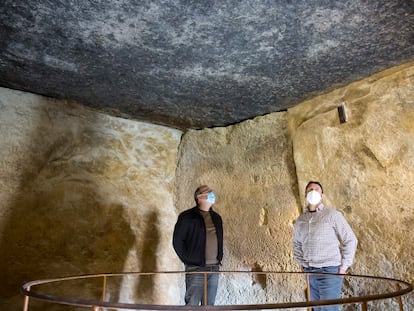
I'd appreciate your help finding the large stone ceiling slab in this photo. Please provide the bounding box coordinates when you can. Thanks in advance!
[0,1,413,129]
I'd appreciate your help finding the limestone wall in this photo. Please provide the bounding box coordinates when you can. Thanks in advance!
[174,113,303,305]
[1,60,414,311]
[0,88,182,310]
[173,62,414,310]
[288,61,414,309]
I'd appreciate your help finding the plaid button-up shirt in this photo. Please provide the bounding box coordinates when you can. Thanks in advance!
[293,204,358,271]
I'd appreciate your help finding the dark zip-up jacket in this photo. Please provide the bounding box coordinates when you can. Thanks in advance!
[173,206,223,266]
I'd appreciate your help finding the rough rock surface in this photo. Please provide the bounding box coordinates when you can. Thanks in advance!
[1,1,413,128]
[174,113,303,305]
[0,88,182,310]
[288,61,414,309]
[1,61,414,310]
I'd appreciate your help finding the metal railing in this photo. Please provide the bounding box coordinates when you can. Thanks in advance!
[21,271,413,310]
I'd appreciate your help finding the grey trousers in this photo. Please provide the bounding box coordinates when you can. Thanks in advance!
[185,264,220,306]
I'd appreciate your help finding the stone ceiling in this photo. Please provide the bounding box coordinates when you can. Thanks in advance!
[1,1,413,129]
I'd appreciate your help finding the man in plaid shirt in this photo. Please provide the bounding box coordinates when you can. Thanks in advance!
[293,181,358,311]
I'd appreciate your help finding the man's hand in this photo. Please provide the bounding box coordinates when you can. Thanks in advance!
[338,267,347,274]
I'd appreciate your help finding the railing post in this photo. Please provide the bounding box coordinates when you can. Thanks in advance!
[361,301,368,311]
[22,285,31,311]
[203,271,208,305]
[305,273,311,311]
[100,275,107,311]
[396,283,404,311]
[102,275,107,301]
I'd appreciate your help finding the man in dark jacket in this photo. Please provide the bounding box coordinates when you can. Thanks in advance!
[173,185,223,306]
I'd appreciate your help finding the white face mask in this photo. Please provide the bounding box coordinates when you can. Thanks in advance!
[306,190,321,205]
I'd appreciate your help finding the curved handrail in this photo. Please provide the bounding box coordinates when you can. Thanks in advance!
[21,271,413,310]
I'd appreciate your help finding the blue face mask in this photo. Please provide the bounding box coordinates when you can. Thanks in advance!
[206,192,216,204]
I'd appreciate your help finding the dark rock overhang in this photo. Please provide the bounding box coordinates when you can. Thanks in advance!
[1,1,413,129]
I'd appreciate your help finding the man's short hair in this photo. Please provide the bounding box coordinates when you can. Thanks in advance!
[305,181,323,193]
[194,185,212,203]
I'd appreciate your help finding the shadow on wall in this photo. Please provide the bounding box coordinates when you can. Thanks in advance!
[0,109,138,310]
[135,211,160,304]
